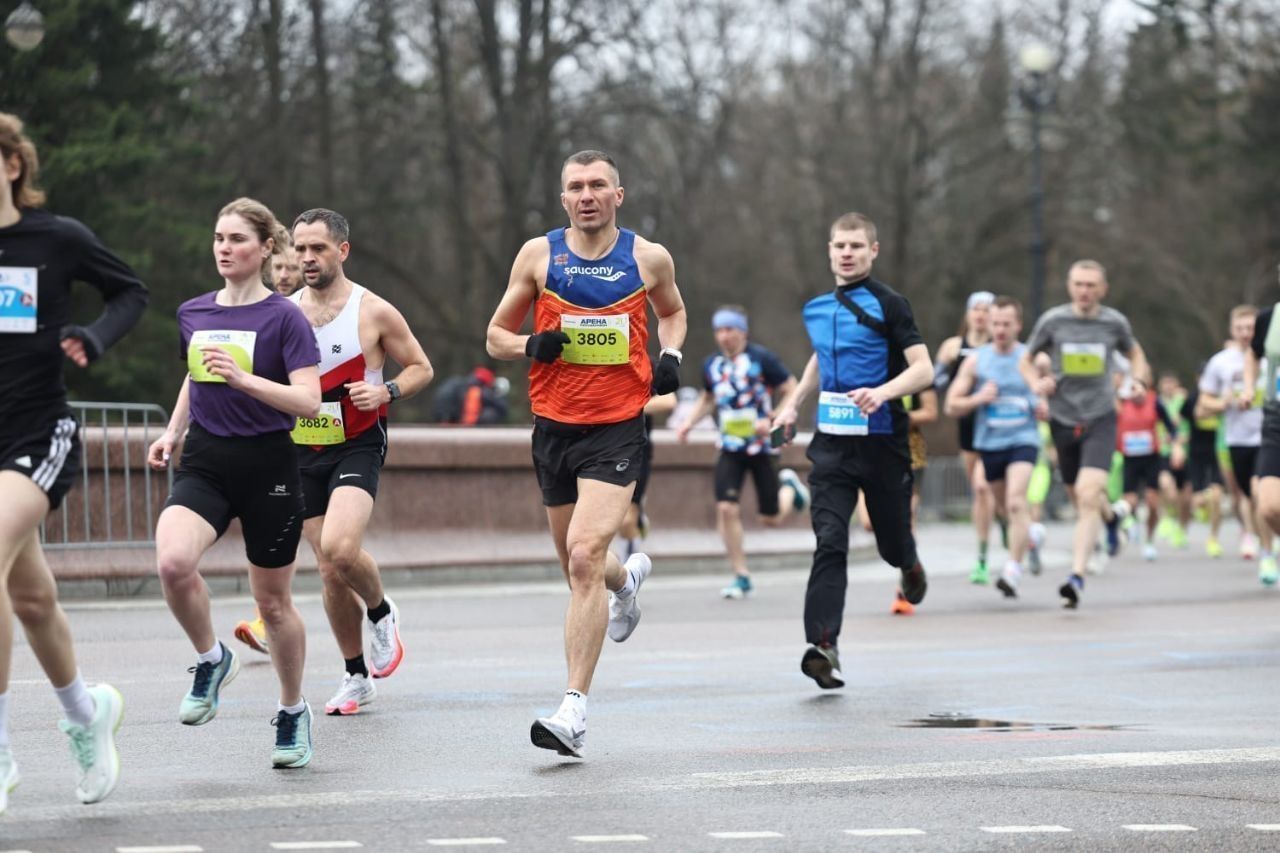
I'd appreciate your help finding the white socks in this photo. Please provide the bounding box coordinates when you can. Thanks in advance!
[54,674,96,728]
[559,689,587,721]
[198,642,224,665]
[278,699,306,715]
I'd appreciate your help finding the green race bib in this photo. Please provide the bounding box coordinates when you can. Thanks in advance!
[188,329,256,383]
[1061,342,1106,377]
[560,314,629,365]
[719,407,758,439]
[291,402,345,445]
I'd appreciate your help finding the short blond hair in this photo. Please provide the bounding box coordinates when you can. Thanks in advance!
[829,212,878,244]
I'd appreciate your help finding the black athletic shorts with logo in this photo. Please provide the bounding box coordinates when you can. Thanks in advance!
[1050,412,1118,486]
[297,426,387,519]
[714,451,781,516]
[1258,413,1280,482]
[531,414,646,507]
[1,409,81,510]
[165,423,303,569]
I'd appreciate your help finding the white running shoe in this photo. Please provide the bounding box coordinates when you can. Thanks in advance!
[368,597,404,679]
[531,709,585,758]
[1242,533,1259,561]
[324,672,376,716]
[59,683,123,805]
[608,553,652,643]
[1142,543,1158,562]
[1110,499,1131,520]
[0,746,18,816]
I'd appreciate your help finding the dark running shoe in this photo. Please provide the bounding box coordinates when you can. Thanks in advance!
[801,644,845,690]
[900,562,927,605]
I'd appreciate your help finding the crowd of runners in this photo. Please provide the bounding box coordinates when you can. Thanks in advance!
[2,112,1280,815]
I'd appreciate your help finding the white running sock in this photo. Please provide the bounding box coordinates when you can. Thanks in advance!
[0,690,9,747]
[614,568,636,600]
[53,674,96,728]
[278,699,306,715]
[559,689,587,721]
[198,641,224,665]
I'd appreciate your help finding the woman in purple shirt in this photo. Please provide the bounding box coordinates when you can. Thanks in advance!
[147,198,321,769]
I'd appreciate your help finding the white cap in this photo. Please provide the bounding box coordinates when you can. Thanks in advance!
[966,291,996,311]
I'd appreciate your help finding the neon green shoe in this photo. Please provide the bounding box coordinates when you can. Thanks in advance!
[1206,537,1223,559]
[969,560,989,585]
[1170,524,1188,549]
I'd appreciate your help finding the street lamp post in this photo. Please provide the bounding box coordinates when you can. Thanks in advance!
[1019,43,1055,323]
[5,1,44,51]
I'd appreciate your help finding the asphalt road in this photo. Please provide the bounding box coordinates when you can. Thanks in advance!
[4,521,1280,852]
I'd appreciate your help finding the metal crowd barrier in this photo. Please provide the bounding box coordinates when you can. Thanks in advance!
[40,402,173,550]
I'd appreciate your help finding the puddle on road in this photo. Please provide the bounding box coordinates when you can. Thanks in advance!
[901,713,1137,732]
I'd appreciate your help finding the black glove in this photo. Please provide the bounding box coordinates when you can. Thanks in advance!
[525,331,571,364]
[652,352,681,395]
[60,325,103,362]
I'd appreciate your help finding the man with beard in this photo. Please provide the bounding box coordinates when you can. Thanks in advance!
[239,208,434,716]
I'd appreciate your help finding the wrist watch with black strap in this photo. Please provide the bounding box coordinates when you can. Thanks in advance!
[386,380,402,403]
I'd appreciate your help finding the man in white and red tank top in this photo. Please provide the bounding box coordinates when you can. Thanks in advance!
[234,209,435,717]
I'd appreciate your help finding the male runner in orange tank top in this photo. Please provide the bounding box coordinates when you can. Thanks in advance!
[487,150,687,758]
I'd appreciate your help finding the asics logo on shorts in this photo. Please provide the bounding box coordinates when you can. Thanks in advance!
[339,473,362,479]
[615,459,630,472]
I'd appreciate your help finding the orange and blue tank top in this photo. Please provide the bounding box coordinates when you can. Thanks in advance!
[529,227,651,424]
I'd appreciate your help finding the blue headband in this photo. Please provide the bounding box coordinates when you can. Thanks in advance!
[712,309,749,333]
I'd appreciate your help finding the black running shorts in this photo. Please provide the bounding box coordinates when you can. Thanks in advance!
[1,410,80,510]
[1122,453,1161,495]
[714,451,781,516]
[531,414,647,507]
[1188,452,1223,493]
[1229,445,1261,499]
[165,424,303,568]
[297,428,386,519]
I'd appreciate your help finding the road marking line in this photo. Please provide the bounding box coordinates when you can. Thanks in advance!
[844,829,926,836]
[117,847,204,853]
[1123,825,1196,832]
[270,844,363,850]
[571,836,649,843]
[981,826,1071,834]
[708,832,784,839]
[10,746,1280,824]
[690,746,1280,788]
[425,841,506,847]
[1248,824,1280,831]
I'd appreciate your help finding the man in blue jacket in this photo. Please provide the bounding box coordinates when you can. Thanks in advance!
[773,211,934,690]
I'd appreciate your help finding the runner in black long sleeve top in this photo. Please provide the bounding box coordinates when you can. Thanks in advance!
[0,112,143,816]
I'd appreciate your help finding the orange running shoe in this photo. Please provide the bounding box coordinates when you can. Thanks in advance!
[234,616,270,654]
[890,591,915,616]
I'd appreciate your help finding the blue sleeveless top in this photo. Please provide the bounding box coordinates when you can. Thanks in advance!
[973,342,1040,451]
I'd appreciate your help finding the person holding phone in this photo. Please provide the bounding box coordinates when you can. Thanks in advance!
[772,212,933,690]
[675,305,806,599]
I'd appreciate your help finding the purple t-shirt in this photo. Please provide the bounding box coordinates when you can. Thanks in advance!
[177,291,319,437]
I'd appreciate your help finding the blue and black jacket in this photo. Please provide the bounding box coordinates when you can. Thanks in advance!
[802,277,924,437]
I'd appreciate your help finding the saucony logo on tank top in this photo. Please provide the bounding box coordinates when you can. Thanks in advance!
[530,227,652,425]
[291,283,385,447]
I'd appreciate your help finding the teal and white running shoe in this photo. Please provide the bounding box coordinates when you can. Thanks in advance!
[59,683,124,804]
[1260,556,1279,587]
[271,702,313,769]
[721,574,753,599]
[780,468,809,511]
[179,643,239,726]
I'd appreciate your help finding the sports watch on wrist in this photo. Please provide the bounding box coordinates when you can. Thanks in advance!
[386,380,402,402]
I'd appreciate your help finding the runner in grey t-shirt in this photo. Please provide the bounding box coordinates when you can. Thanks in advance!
[1018,259,1147,609]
